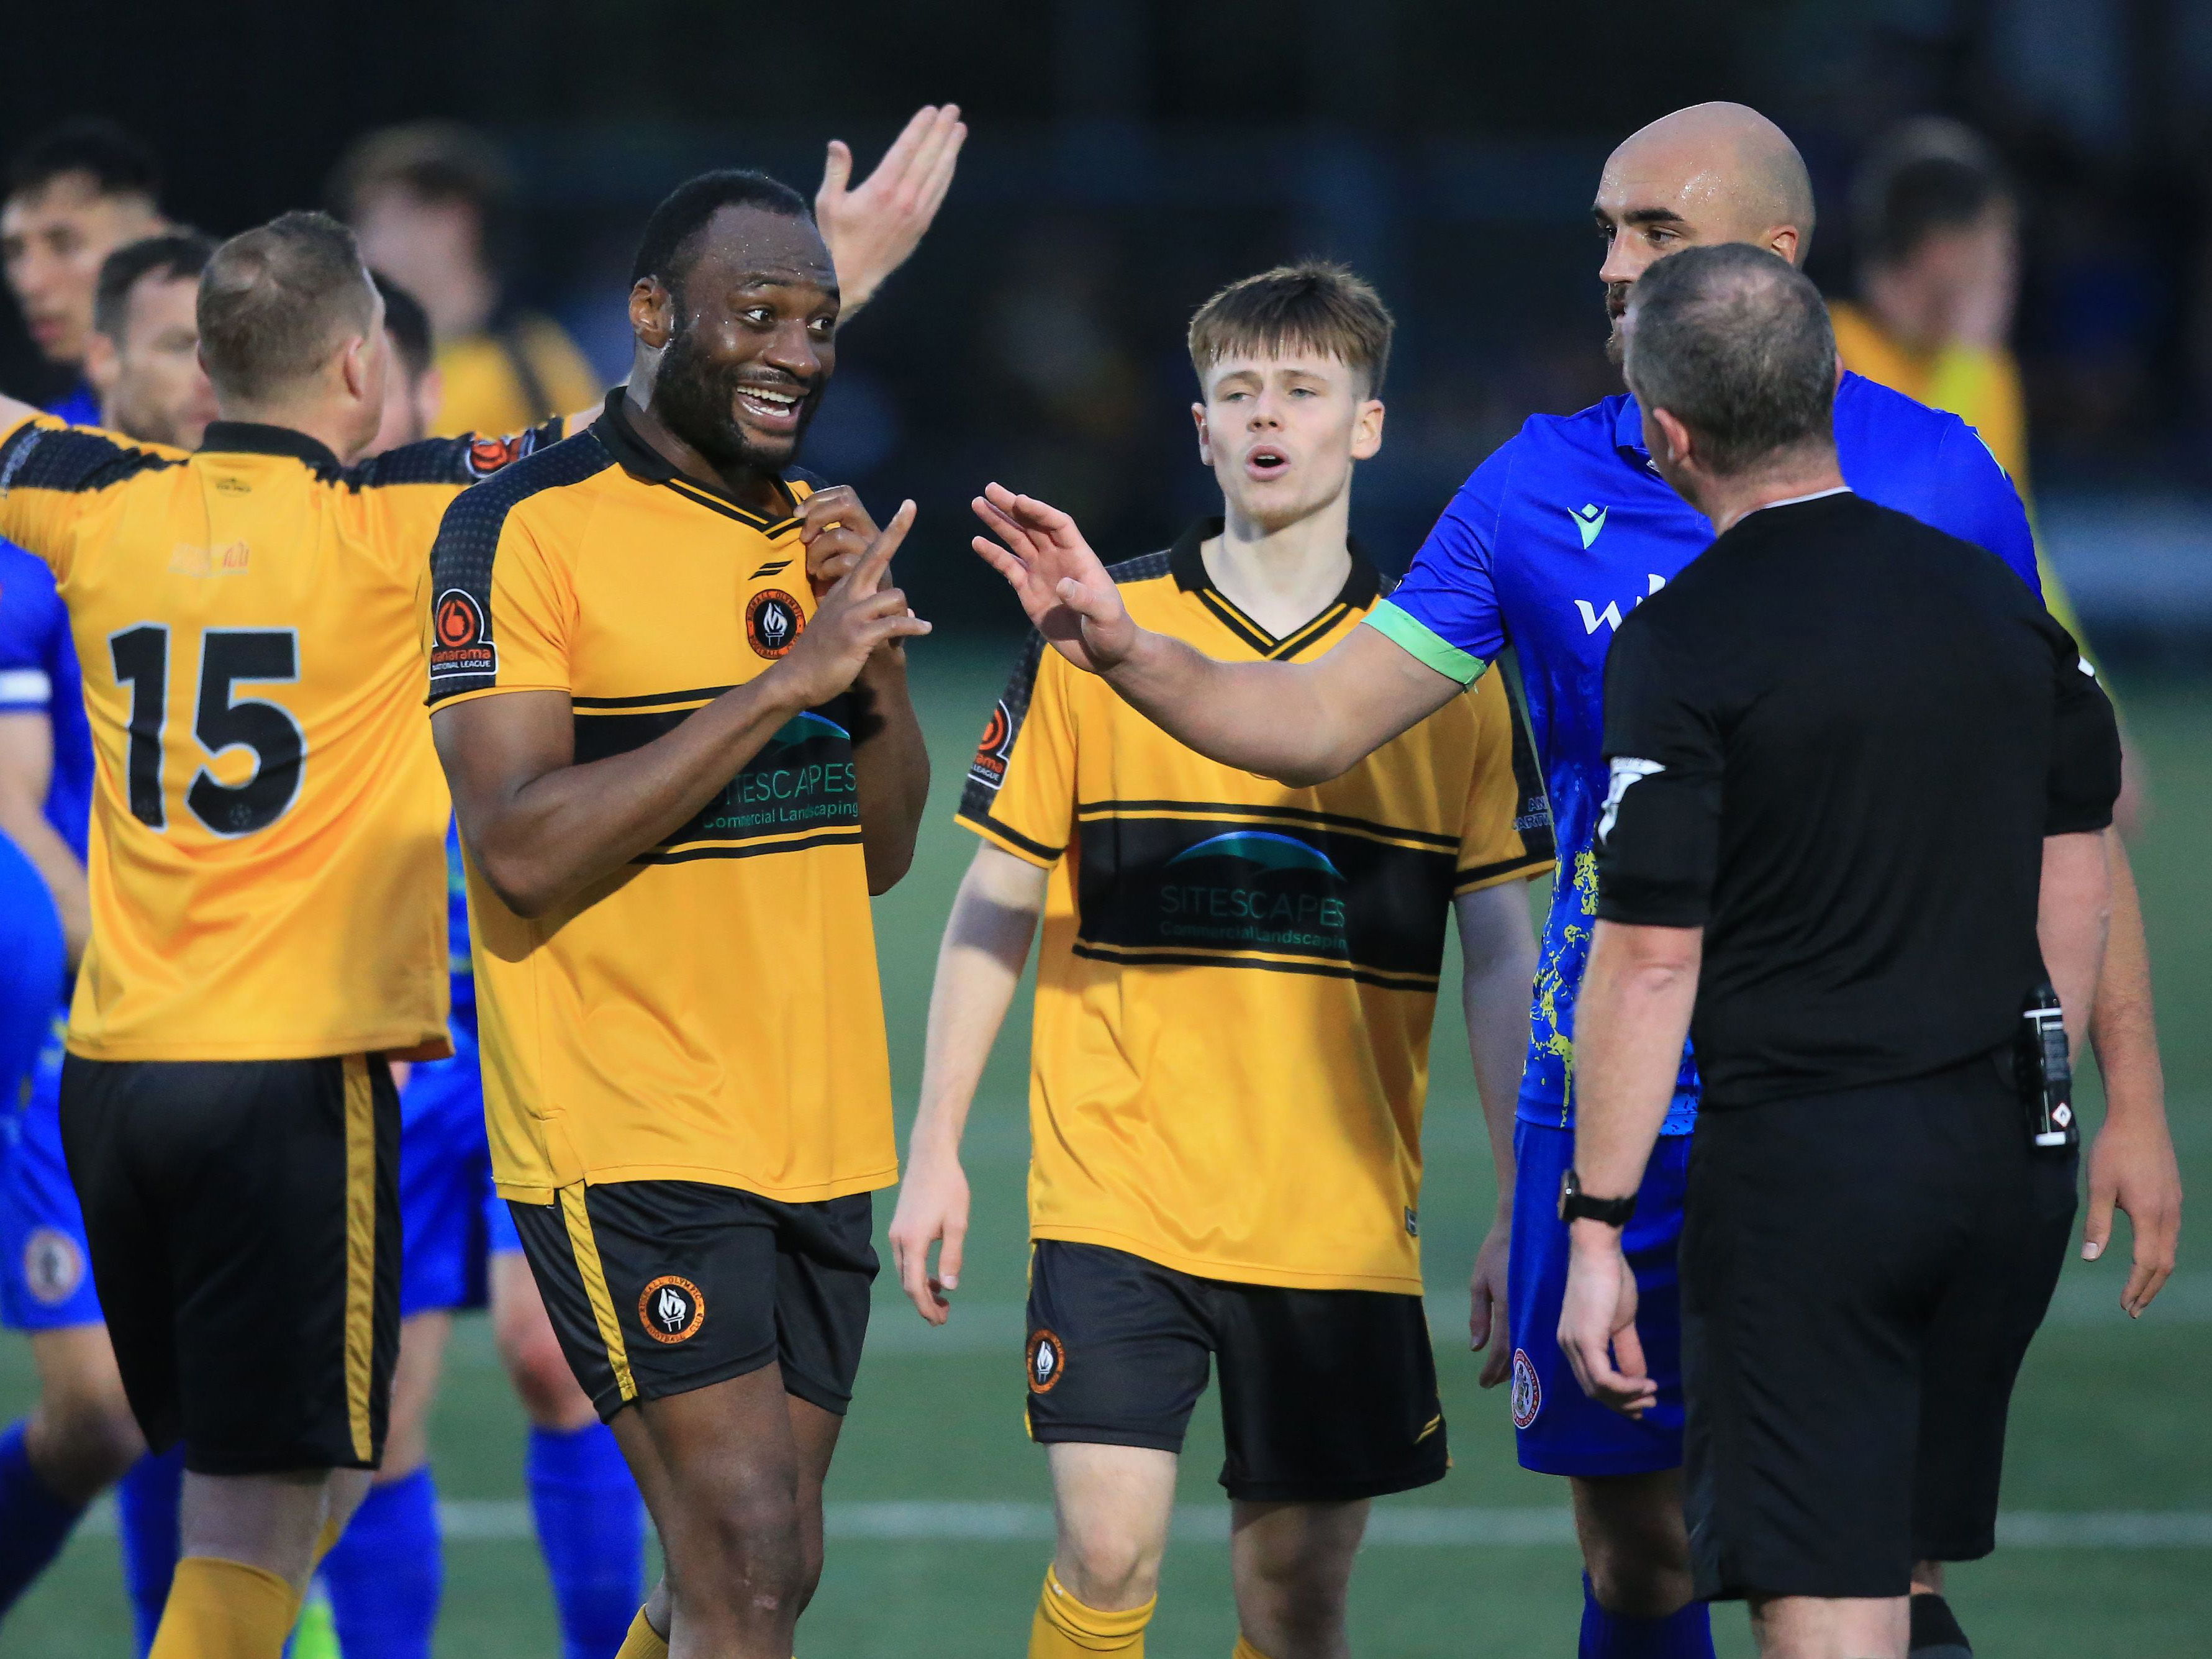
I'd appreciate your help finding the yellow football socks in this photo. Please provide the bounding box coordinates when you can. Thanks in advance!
[147,1556,301,1659]
[1030,1564,1156,1656]
[1232,1639,1275,1659]
[615,1606,670,1659]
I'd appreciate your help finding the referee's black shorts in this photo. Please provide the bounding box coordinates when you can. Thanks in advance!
[1682,1050,2077,1601]
[60,1053,402,1475]
[1024,1239,1448,1503]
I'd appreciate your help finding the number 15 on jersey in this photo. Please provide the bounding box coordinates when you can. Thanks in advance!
[107,624,306,837]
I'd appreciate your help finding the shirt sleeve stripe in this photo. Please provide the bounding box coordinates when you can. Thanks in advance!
[954,809,1062,868]
[1363,600,1488,686]
[0,668,53,706]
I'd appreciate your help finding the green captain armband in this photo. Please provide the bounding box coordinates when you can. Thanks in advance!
[1363,599,1488,685]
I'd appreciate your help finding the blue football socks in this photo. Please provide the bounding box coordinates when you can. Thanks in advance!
[0,1419,83,1618]
[527,1422,644,1659]
[116,1444,184,1655]
[1579,1575,1716,1658]
[323,1465,443,1658]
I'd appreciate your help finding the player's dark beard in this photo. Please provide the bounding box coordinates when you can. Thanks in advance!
[656,323,820,471]
[1605,281,1631,367]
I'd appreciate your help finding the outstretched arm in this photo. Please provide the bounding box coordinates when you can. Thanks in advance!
[817,104,967,316]
[971,483,1461,784]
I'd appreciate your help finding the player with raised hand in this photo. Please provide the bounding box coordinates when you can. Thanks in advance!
[429,170,929,1659]
[0,208,569,1659]
[812,102,966,313]
[974,101,2180,1659]
[902,263,1550,1659]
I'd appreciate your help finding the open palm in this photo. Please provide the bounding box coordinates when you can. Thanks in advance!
[969,483,1137,674]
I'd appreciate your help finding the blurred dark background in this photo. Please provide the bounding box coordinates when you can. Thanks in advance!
[5,0,2211,656]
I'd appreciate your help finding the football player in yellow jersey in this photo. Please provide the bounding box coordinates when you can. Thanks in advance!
[430,171,931,1659]
[891,265,1553,1659]
[0,209,568,1659]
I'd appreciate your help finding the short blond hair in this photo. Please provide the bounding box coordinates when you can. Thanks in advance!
[1187,260,1394,394]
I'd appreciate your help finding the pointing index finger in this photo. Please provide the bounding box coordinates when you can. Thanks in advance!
[847,499,917,590]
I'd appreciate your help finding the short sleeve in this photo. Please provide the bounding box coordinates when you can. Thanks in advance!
[1928,417,2042,602]
[1364,446,1513,684]
[425,494,573,707]
[2042,621,2121,836]
[0,416,184,581]
[953,633,1077,866]
[1454,668,1556,891]
[0,545,61,713]
[1592,613,1723,929]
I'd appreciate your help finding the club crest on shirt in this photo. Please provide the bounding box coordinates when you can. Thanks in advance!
[638,1275,706,1344]
[1510,1347,1543,1429]
[746,589,804,659]
[969,700,1013,790]
[1027,1329,1066,1394]
[465,432,533,478]
[22,1227,84,1306]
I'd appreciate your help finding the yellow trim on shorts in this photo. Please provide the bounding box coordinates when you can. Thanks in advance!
[341,1055,377,1463]
[560,1184,636,1403]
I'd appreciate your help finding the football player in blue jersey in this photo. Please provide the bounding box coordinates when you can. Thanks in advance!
[972,100,2180,1659]
[0,230,213,1652]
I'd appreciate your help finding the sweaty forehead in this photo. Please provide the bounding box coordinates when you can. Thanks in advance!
[686,204,835,294]
[1594,137,1743,227]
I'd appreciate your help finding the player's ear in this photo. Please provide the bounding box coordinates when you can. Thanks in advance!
[1649,405,1694,470]
[1351,397,1385,461]
[630,278,674,351]
[81,330,120,400]
[1768,224,1803,268]
[1191,402,1212,466]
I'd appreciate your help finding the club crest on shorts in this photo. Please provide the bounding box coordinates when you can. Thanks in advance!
[1510,1347,1543,1429]
[1027,1329,1066,1394]
[22,1227,83,1307]
[639,1275,706,1344]
[746,589,804,659]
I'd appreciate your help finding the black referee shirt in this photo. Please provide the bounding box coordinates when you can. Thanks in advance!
[1593,490,2121,1107]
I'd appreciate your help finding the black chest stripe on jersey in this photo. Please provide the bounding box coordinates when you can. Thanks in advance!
[574,696,861,855]
[1071,812,1456,982]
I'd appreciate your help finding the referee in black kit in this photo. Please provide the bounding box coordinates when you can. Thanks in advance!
[1555,244,2123,1659]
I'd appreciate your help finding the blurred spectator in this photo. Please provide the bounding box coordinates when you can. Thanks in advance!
[1831,119,2029,487]
[1,120,167,420]
[331,122,602,436]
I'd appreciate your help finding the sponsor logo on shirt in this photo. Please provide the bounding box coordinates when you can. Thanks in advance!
[429,588,496,681]
[969,699,1014,791]
[1597,757,1665,845]
[1570,502,1609,548]
[168,541,251,578]
[1572,574,1667,635]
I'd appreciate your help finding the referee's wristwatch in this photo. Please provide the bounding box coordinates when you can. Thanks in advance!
[1558,1169,1636,1227]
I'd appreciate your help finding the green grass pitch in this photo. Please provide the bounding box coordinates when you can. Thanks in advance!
[3,647,2205,1656]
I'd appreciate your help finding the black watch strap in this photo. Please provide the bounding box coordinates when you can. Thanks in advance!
[1559,1168,1637,1227]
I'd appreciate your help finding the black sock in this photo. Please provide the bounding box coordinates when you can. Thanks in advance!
[1908,1591,1971,1657]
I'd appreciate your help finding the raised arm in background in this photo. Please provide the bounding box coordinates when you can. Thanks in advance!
[887,842,1050,1324]
[816,104,967,317]
[971,483,1459,784]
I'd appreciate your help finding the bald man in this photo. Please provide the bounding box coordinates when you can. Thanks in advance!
[968,101,2180,1659]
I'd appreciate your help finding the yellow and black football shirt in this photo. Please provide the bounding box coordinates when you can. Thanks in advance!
[425,389,895,1208]
[0,410,560,1061]
[959,523,1555,1294]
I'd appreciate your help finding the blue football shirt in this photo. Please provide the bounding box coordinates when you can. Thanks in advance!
[0,542,91,860]
[1367,373,2041,1134]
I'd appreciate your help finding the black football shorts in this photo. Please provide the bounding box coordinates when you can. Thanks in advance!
[1024,1239,1448,1503]
[510,1179,877,1422]
[1682,1051,2077,1601]
[60,1053,402,1475]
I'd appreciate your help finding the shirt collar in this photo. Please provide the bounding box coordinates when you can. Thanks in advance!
[592,386,799,525]
[199,422,343,473]
[1613,393,1651,460]
[1166,516,1381,658]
